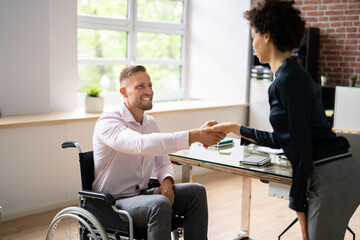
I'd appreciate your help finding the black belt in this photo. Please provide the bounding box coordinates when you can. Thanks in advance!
[314,152,352,166]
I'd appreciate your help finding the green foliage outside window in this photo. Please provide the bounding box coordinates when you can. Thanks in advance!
[78,0,127,18]
[77,0,184,96]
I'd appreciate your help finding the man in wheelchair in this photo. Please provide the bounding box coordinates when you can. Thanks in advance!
[92,65,225,240]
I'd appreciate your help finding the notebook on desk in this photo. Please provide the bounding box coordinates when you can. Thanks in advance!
[240,155,271,166]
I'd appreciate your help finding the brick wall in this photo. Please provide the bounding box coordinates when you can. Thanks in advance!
[294,0,360,86]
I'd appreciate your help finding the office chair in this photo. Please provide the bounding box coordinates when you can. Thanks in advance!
[46,141,183,240]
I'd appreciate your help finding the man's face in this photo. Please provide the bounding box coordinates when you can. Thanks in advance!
[121,71,154,112]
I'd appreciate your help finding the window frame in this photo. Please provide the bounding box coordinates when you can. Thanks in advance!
[77,0,188,104]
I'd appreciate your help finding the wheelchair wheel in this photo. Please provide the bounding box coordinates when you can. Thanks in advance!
[46,206,108,240]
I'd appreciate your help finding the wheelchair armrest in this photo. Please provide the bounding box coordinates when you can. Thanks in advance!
[79,190,116,206]
[148,177,161,189]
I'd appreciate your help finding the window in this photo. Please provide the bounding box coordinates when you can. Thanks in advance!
[77,0,188,105]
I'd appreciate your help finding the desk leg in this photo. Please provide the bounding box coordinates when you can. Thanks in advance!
[222,176,252,240]
[182,164,193,183]
[241,176,251,237]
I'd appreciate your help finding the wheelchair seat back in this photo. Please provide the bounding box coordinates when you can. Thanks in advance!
[79,151,95,190]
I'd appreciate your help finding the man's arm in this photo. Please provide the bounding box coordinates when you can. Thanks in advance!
[189,120,226,147]
[96,117,226,155]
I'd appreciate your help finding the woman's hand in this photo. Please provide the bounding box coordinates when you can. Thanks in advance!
[210,122,241,135]
[296,211,309,240]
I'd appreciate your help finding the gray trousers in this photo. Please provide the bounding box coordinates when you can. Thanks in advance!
[115,183,208,240]
[307,155,360,240]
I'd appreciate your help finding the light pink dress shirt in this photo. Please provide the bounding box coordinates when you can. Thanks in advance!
[92,103,190,197]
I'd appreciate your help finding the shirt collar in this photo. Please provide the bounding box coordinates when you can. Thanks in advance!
[275,57,297,78]
[120,103,149,126]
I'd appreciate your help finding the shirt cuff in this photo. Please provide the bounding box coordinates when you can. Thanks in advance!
[160,173,175,185]
[240,126,253,146]
[175,130,190,149]
[289,196,307,212]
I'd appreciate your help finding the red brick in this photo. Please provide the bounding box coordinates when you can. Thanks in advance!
[323,0,340,3]
[327,61,339,67]
[319,16,330,21]
[331,22,342,27]
[327,44,344,50]
[332,68,343,73]
[341,50,359,56]
[325,28,336,33]
[302,5,318,11]
[323,50,341,55]
[347,15,359,21]
[345,39,358,45]
[345,10,360,15]
[321,38,338,44]
[312,22,330,28]
[328,4,347,10]
[344,68,355,73]
[351,62,360,68]
[332,33,347,38]
[304,0,321,4]
[327,56,343,61]
[348,3,360,9]
[305,17,319,22]
[346,27,358,32]
[347,33,360,38]
[336,27,346,32]
[326,10,344,15]
[340,62,351,67]
[343,22,353,27]
[308,11,325,16]
[344,56,356,61]
[329,16,346,21]
[346,45,358,50]
[354,22,360,26]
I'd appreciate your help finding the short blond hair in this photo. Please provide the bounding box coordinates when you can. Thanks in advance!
[119,65,147,86]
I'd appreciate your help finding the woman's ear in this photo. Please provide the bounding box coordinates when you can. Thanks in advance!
[264,32,271,44]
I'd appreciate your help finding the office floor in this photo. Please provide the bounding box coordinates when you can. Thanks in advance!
[2,171,359,240]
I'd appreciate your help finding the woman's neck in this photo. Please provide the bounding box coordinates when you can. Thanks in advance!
[269,50,292,74]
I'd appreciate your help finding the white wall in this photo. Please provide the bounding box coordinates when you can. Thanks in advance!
[0,0,77,116]
[0,0,251,116]
[49,0,78,111]
[187,0,251,103]
[0,106,248,221]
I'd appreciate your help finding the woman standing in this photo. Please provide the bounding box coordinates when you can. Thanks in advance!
[211,0,360,239]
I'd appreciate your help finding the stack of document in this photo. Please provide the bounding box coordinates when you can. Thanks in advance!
[255,146,283,155]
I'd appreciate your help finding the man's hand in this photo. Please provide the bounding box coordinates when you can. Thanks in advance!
[209,122,241,135]
[296,211,309,240]
[189,121,226,147]
[156,177,175,205]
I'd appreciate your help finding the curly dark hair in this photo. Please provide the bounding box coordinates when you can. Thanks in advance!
[244,0,306,52]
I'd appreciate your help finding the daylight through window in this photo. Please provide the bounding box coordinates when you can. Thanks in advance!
[77,0,187,103]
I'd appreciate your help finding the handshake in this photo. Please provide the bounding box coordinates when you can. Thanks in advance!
[188,121,241,148]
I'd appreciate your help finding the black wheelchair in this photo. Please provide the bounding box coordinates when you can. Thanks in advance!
[46,141,184,240]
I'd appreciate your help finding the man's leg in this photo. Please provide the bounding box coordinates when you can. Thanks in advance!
[115,194,172,240]
[172,183,208,240]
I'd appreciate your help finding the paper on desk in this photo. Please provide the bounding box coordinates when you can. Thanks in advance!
[255,146,284,155]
